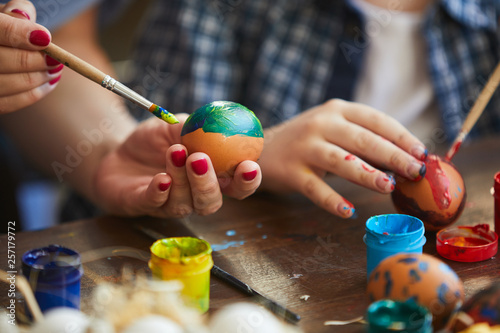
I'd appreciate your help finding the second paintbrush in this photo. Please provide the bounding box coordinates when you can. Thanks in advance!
[135,224,301,324]
[43,43,179,125]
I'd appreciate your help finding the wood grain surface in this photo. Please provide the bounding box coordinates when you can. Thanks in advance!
[1,135,499,332]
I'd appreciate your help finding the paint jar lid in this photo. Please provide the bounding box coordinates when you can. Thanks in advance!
[366,299,432,333]
[436,224,498,262]
[22,244,83,285]
[149,237,213,276]
[365,214,425,249]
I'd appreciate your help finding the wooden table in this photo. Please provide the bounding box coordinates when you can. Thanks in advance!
[1,135,499,332]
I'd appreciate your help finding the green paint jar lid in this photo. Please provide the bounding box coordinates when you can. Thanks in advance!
[366,299,433,333]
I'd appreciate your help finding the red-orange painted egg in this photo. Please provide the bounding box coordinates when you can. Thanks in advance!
[391,154,466,231]
[181,101,264,177]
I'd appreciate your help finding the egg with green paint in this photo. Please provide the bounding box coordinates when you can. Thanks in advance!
[181,101,264,177]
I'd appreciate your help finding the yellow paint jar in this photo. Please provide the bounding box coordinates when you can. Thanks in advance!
[149,237,213,312]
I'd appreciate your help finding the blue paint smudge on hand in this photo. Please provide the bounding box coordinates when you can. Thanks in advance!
[226,230,236,236]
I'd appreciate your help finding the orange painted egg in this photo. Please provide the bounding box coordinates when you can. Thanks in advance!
[391,154,466,231]
[367,253,464,331]
[181,101,264,177]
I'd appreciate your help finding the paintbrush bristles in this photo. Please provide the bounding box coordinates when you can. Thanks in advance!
[44,43,106,84]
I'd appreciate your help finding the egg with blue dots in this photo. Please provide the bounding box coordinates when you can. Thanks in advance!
[367,253,464,331]
[391,154,466,231]
[181,101,264,178]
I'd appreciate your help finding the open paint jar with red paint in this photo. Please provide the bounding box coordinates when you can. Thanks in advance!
[436,224,498,262]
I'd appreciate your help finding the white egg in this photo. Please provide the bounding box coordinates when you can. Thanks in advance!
[0,309,19,333]
[87,317,115,333]
[30,307,89,333]
[121,315,183,333]
[209,302,284,333]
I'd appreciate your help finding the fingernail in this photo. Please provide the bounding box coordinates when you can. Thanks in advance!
[171,150,186,167]
[408,161,426,181]
[45,55,61,66]
[191,158,208,175]
[411,145,428,161]
[159,182,171,192]
[49,75,61,85]
[242,170,257,181]
[337,199,355,218]
[376,173,395,192]
[29,30,50,46]
[48,64,64,74]
[11,9,30,20]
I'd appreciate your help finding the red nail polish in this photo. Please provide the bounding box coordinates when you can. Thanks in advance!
[11,9,30,20]
[171,150,186,167]
[191,158,208,175]
[48,64,64,74]
[49,75,61,85]
[29,30,50,46]
[45,55,61,66]
[242,170,257,181]
[159,182,171,191]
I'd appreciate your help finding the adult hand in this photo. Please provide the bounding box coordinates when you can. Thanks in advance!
[258,99,427,218]
[94,114,262,218]
[0,0,62,113]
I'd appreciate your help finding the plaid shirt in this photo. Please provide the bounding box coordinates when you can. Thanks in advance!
[126,0,500,143]
[20,0,499,222]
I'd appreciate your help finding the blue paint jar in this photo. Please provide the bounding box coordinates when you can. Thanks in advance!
[364,214,426,278]
[22,245,83,313]
[366,299,433,333]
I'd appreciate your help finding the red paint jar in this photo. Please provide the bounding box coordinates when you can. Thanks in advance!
[494,172,500,232]
[436,224,498,262]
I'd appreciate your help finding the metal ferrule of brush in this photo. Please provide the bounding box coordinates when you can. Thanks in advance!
[101,75,153,110]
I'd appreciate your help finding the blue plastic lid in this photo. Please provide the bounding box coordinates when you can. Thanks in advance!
[22,244,83,285]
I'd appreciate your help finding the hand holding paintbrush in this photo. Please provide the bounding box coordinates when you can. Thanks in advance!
[43,43,179,125]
